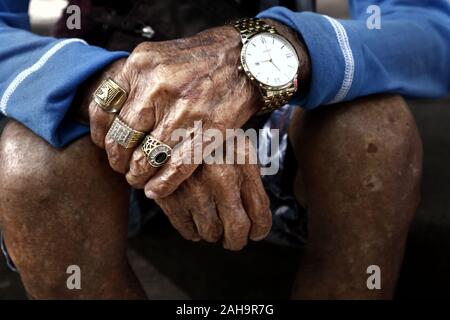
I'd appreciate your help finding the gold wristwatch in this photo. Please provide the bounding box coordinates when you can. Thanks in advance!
[231,18,300,113]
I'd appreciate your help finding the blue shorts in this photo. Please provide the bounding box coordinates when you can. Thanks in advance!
[0,105,307,272]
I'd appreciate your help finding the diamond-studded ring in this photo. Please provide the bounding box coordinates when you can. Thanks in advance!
[141,135,172,168]
[106,117,146,149]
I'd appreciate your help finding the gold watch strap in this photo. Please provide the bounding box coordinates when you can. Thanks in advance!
[231,18,298,114]
[260,85,297,114]
[230,18,277,43]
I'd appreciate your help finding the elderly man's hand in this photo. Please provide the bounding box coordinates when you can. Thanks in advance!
[70,18,309,249]
[88,26,260,200]
[83,19,309,200]
[155,144,272,250]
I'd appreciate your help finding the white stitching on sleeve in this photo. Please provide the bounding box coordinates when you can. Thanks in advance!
[0,38,87,116]
[323,15,355,104]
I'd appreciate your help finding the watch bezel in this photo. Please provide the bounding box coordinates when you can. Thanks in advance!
[240,32,299,90]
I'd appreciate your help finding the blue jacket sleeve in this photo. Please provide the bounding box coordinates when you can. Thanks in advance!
[0,0,128,147]
[258,0,450,109]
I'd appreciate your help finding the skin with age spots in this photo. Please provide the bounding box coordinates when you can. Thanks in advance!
[0,93,422,299]
[0,96,422,299]
[156,140,272,250]
[88,26,263,197]
[71,19,310,249]
[0,12,422,298]
[0,123,145,299]
[79,19,310,202]
[289,95,422,299]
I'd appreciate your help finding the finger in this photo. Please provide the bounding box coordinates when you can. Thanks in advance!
[88,64,128,148]
[104,88,156,174]
[125,102,193,189]
[89,99,115,149]
[155,195,200,242]
[132,126,199,195]
[127,128,197,190]
[213,177,251,251]
[241,164,272,241]
[188,178,223,242]
[142,133,200,198]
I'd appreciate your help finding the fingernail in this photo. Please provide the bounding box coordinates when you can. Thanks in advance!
[145,189,158,199]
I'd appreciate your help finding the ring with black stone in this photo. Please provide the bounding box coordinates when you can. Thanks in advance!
[141,134,172,167]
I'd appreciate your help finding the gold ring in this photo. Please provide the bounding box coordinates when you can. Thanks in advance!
[141,135,172,167]
[107,117,146,149]
[93,78,128,113]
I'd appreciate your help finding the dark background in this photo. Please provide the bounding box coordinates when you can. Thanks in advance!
[1,0,449,299]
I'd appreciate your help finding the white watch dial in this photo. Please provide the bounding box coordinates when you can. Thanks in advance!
[242,32,299,87]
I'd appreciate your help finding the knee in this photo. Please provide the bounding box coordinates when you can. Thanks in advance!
[297,94,422,175]
[0,121,61,198]
[0,120,128,230]
[0,120,115,200]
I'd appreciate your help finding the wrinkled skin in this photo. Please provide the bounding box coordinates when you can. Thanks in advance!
[88,25,260,201]
[0,16,423,299]
[155,141,272,249]
[0,94,422,299]
[75,19,309,248]
[81,43,274,248]
[83,20,310,201]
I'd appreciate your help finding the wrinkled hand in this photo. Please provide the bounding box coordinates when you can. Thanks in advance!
[87,25,261,200]
[80,19,309,201]
[71,19,310,248]
[155,143,272,250]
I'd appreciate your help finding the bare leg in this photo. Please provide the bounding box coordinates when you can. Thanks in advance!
[0,121,146,299]
[289,94,422,299]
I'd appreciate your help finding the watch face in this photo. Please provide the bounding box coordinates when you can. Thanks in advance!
[242,32,299,87]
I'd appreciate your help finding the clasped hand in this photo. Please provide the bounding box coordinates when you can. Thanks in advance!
[80,24,293,250]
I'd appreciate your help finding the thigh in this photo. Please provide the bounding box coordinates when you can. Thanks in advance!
[288,94,422,299]
[0,120,143,299]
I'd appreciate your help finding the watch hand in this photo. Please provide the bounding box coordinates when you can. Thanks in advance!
[270,60,281,72]
[270,60,290,80]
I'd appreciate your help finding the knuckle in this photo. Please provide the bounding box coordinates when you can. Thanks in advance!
[125,172,146,189]
[210,224,223,242]
[130,152,150,175]
[129,44,153,67]
[108,161,125,174]
[106,144,126,174]
[134,41,154,54]
[135,106,155,124]
[90,131,105,149]
[127,159,152,188]
[201,221,223,243]
[154,175,177,196]
[184,107,211,123]
[203,233,221,243]
[172,162,190,177]
[235,216,251,235]
[227,213,251,238]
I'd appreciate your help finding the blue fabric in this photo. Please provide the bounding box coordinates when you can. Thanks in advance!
[0,1,449,147]
[0,0,128,147]
[258,0,450,109]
